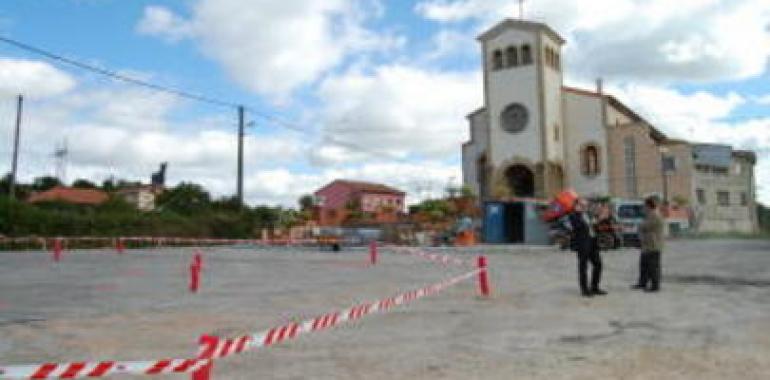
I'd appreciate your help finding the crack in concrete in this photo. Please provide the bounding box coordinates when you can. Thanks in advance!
[666,275,770,288]
[558,320,715,345]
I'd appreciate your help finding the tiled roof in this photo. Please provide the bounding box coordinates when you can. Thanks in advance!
[27,186,109,205]
[334,180,405,195]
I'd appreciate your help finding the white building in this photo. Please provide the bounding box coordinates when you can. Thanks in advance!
[462,19,758,233]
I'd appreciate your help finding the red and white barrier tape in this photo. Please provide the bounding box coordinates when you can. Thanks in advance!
[0,358,212,379]
[0,268,482,379]
[388,246,473,267]
[201,268,480,359]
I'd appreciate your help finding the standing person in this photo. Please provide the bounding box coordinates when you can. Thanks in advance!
[633,196,664,292]
[565,199,607,297]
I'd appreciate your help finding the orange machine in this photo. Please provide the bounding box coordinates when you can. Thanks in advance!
[542,189,579,222]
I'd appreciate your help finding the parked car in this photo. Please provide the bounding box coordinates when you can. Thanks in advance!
[611,199,646,247]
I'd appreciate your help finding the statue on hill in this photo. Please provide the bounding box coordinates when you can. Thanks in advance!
[151,162,167,187]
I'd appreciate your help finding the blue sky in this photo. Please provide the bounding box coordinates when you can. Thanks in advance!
[0,0,768,205]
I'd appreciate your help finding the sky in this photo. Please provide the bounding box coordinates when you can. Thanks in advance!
[0,0,768,206]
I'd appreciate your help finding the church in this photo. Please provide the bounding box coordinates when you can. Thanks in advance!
[462,19,758,233]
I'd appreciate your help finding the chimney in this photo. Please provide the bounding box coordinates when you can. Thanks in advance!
[596,78,603,95]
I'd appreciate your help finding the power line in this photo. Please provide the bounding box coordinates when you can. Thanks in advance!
[0,35,239,109]
[0,35,418,167]
[242,105,414,163]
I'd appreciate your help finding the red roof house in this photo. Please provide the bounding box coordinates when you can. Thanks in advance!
[27,186,109,206]
[314,180,406,226]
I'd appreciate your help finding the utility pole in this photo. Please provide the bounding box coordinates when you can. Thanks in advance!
[237,105,245,208]
[9,94,23,199]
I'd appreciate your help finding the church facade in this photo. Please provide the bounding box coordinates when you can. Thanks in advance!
[462,19,758,233]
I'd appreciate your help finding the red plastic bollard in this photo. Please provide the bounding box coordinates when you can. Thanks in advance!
[369,241,377,265]
[52,238,62,262]
[191,335,219,380]
[477,255,491,297]
[190,262,201,293]
[116,238,125,254]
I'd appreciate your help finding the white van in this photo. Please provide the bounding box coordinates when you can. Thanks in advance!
[611,199,645,247]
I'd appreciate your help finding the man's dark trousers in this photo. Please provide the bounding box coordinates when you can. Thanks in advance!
[577,241,603,294]
[637,250,661,290]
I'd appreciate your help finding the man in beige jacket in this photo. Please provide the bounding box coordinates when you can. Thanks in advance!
[633,196,664,292]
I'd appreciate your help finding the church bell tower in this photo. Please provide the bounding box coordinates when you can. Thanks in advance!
[478,19,566,199]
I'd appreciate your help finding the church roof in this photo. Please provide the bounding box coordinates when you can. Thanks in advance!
[467,107,486,118]
[477,19,566,44]
[563,85,668,142]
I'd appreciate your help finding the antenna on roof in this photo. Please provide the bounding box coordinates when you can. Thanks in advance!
[53,138,68,184]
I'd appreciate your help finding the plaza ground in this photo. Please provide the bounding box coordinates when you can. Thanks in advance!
[1,239,769,379]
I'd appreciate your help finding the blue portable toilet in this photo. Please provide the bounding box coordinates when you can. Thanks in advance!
[483,202,506,243]
[483,200,550,245]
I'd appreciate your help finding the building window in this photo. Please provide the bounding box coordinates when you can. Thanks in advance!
[506,46,518,67]
[492,50,503,70]
[555,53,561,70]
[696,188,706,205]
[741,192,748,206]
[624,137,638,197]
[521,44,532,65]
[662,155,676,172]
[717,191,730,206]
[581,144,601,177]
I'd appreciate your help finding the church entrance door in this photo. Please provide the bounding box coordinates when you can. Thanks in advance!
[505,164,535,197]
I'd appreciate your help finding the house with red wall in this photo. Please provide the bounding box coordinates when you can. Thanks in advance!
[314,180,406,226]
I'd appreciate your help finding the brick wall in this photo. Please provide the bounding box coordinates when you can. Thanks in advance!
[606,122,664,199]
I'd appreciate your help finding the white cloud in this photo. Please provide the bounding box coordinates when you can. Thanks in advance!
[245,161,461,205]
[755,94,770,105]
[136,5,193,42]
[422,29,476,62]
[608,83,746,138]
[138,1,404,100]
[416,0,770,83]
[316,64,481,161]
[0,58,75,98]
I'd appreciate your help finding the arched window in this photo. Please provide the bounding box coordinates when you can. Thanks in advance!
[492,49,503,70]
[555,53,561,70]
[506,46,518,67]
[581,144,601,177]
[521,44,532,65]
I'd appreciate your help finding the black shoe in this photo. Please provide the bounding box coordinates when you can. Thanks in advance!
[631,284,645,290]
[591,289,608,296]
[581,290,594,297]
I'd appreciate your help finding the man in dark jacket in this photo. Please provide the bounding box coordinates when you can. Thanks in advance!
[633,196,665,292]
[566,199,606,297]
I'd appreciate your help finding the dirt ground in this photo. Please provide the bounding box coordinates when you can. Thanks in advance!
[1,239,769,379]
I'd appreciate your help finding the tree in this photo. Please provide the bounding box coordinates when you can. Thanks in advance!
[0,173,10,195]
[211,195,241,212]
[156,182,211,215]
[32,176,61,191]
[101,178,116,192]
[298,194,315,211]
[72,179,97,189]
